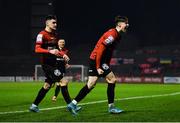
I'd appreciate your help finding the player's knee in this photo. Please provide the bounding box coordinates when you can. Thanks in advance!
[43,83,51,90]
[60,79,69,86]
[56,82,60,86]
[87,80,96,89]
[107,77,117,84]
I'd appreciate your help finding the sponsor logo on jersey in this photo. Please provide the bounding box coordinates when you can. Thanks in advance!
[56,58,64,61]
[54,69,61,76]
[89,69,93,72]
[104,35,114,45]
[47,46,56,50]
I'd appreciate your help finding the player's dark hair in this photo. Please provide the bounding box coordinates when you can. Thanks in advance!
[45,15,57,21]
[115,15,128,25]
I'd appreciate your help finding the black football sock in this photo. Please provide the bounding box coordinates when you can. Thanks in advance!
[75,84,93,102]
[33,87,49,106]
[107,83,115,104]
[54,85,60,97]
[61,86,71,104]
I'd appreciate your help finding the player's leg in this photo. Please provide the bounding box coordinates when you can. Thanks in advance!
[59,78,71,104]
[29,64,58,112]
[74,76,98,102]
[105,72,123,114]
[52,82,60,101]
[67,76,98,115]
[29,82,52,112]
[59,78,82,112]
[73,59,99,103]
[67,59,98,115]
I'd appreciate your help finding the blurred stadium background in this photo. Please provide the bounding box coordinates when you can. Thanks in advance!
[0,0,180,82]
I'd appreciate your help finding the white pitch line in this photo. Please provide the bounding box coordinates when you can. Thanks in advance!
[0,92,180,115]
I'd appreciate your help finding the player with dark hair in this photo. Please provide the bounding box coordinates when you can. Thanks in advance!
[29,15,80,112]
[67,15,129,115]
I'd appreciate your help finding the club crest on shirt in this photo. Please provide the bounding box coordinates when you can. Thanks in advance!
[54,69,61,76]
[102,63,109,70]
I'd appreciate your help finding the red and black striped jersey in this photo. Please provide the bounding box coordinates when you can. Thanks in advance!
[35,30,58,52]
[35,30,65,65]
[90,28,120,69]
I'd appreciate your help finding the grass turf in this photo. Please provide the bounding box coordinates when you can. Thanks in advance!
[0,82,180,122]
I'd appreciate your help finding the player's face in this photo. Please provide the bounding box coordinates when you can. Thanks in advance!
[118,22,129,32]
[46,19,57,31]
[58,39,65,48]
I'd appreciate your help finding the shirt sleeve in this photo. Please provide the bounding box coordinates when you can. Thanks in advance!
[64,49,68,54]
[58,50,67,56]
[36,34,43,44]
[35,34,49,53]
[35,44,49,53]
[102,31,116,46]
[96,44,106,69]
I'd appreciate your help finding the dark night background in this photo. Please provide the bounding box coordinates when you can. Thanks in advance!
[0,0,180,76]
[54,0,180,48]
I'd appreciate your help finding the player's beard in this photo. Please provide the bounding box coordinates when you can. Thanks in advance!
[119,29,127,34]
[122,27,128,32]
[51,26,57,31]
[52,27,57,31]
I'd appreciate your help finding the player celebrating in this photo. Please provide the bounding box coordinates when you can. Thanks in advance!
[51,39,71,102]
[67,15,129,115]
[29,15,80,112]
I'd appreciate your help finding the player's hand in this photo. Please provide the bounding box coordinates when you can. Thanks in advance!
[65,64,71,69]
[63,54,70,62]
[97,68,104,75]
[49,49,60,56]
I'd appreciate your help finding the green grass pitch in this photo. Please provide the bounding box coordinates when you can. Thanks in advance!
[0,81,180,122]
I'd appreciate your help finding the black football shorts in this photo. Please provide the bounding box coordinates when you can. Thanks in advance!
[88,59,111,77]
[42,64,64,84]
